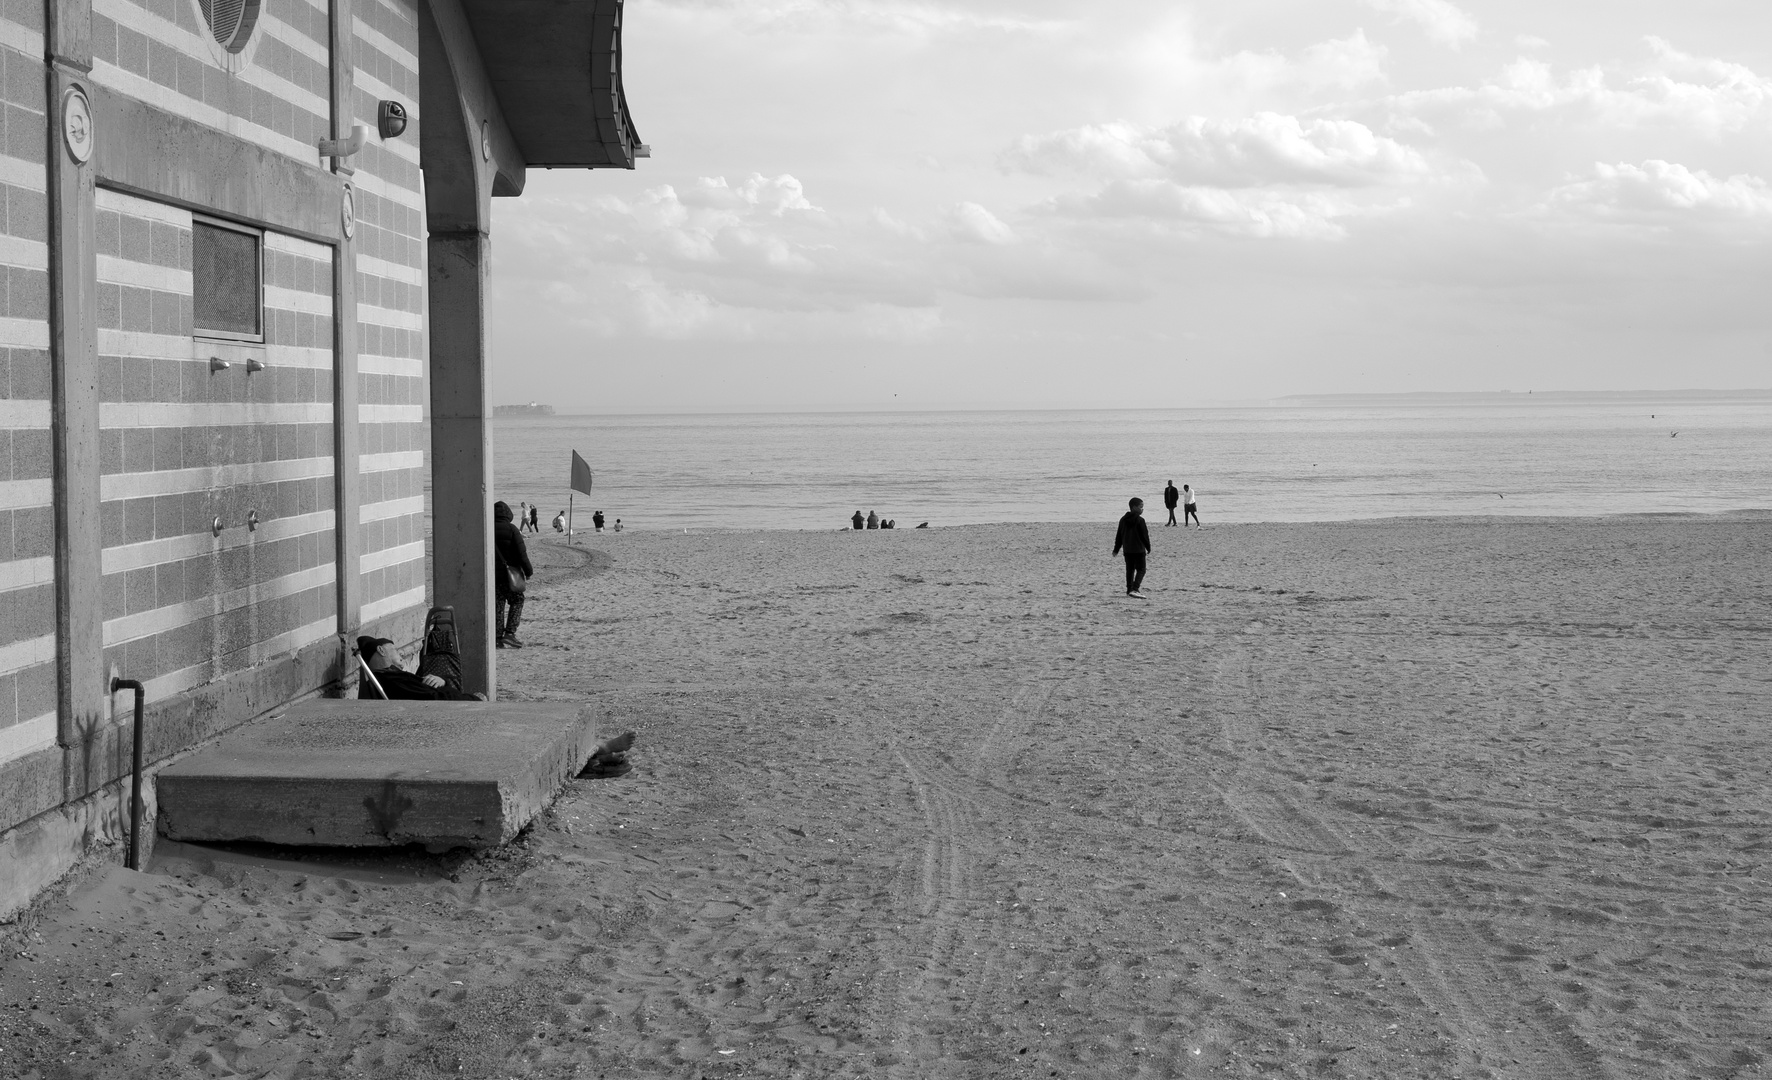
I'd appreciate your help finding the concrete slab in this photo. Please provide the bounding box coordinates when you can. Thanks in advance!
[156,700,597,850]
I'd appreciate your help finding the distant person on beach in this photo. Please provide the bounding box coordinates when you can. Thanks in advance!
[1113,497,1151,599]
[517,501,530,533]
[529,505,540,532]
[494,500,532,649]
[593,510,605,532]
[866,511,879,530]
[613,519,623,532]
[851,510,864,530]
[1183,484,1200,527]
[1163,481,1180,527]
[552,510,565,533]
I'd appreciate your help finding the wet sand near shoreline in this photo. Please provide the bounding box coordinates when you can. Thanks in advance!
[3,516,1770,1079]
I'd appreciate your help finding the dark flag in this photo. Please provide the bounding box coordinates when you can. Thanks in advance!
[570,450,594,496]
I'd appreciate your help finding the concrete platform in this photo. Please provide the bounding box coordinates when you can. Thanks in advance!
[156,700,598,850]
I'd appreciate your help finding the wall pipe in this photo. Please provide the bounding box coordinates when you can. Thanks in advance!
[110,678,146,870]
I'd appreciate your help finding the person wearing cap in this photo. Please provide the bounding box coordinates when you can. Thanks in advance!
[357,636,481,700]
[494,500,533,648]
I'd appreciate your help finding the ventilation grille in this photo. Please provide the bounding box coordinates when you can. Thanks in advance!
[198,0,260,53]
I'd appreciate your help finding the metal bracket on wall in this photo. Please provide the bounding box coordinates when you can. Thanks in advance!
[209,356,230,372]
[246,358,266,372]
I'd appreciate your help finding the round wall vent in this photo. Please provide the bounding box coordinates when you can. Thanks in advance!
[199,0,260,53]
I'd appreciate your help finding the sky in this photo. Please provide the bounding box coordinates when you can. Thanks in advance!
[484,0,1772,412]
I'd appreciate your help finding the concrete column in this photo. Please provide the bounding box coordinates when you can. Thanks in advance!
[329,0,361,640]
[46,2,105,750]
[427,230,493,698]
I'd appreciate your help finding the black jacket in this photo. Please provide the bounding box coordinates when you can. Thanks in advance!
[1113,512,1151,558]
[1163,485,1179,509]
[493,501,532,594]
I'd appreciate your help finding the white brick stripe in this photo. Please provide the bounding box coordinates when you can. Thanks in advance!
[103,510,335,575]
[0,399,50,427]
[360,495,424,523]
[99,329,193,360]
[347,168,425,213]
[100,400,333,428]
[0,154,45,193]
[357,253,424,286]
[0,713,56,767]
[265,230,332,260]
[99,456,333,501]
[265,344,334,370]
[261,13,327,65]
[360,584,426,625]
[358,302,422,331]
[0,234,48,272]
[352,16,417,74]
[265,285,332,316]
[103,562,336,646]
[91,61,316,165]
[97,254,192,293]
[0,317,49,349]
[361,540,424,574]
[360,450,422,475]
[0,21,46,65]
[96,186,193,225]
[359,403,423,424]
[132,615,336,706]
[0,632,55,679]
[357,353,424,378]
[0,556,53,592]
[0,478,53,512]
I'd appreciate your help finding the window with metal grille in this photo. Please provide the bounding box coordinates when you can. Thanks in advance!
[193,219,263,341]
[198,0,260,53]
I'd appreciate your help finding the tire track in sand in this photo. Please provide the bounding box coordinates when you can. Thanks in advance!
[1202,643,1609,1080]
[867,677,1054,1075]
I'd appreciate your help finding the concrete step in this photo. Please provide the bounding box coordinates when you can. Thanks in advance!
[156,700,598,850]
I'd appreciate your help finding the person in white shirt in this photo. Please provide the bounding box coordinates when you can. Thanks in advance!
[1183,484,1200,527]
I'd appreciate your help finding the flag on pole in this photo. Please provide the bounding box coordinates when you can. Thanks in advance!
[570,450,594,496]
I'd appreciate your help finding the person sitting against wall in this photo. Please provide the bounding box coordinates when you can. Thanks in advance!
[357,636,484,700]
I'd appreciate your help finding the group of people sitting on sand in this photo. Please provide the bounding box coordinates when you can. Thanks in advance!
[850,510,896,530]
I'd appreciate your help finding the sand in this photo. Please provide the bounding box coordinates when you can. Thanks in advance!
[3,516,1770,1079]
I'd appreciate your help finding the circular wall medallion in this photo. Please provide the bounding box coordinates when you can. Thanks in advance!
[62,87,93,164]
[341,182,356,239]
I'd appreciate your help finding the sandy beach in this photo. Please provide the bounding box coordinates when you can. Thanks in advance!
[3,515,1770,1079]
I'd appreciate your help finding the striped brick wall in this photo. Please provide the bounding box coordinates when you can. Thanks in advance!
[96,189,337,703]
[89,0,331,163]
[0,12,56,767]
[352,0,427,626]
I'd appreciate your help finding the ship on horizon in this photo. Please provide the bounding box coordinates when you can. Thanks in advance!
[494,401,557,416]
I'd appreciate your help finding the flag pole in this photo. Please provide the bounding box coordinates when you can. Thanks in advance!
[568,494,575,543]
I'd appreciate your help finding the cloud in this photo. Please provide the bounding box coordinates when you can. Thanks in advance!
[1004,113,1433,189]
[1216,30,1389,93]
[949,202,1016,244]
[1547,160,1772,231]
[1038,181,1365,240]
[650,0,1066,39]
[1389,40,1772,137]
[1360,0,1478,49]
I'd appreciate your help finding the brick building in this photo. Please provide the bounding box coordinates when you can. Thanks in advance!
[0,0,643,917]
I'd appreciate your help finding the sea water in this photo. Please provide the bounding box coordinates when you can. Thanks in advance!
[488,402,1772,532]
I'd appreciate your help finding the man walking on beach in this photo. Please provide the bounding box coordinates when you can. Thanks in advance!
[1183,484,1200,527]
[1163,480,1180,526]
[1113,497,1152,599]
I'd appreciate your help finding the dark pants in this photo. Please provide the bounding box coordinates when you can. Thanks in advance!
[1165,506,1177,525]
[496,593,525,637]
[1184,505,1199,525]
[1124,553,1146,594]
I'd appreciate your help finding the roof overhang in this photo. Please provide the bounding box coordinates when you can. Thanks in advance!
[458,0,648,171]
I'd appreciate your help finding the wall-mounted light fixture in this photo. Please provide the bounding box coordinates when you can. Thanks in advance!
[211,516,224,538]
[246,357,266,372]
[378,101,407,140]
[209,356,230,372]
[247,509,260,532]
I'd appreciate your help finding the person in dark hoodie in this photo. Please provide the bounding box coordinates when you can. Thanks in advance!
[494,500,533,648]
[1112,497,1152,599]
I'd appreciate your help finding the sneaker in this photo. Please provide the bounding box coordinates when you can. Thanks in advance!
[495,637,507,649]
[503,634,524,648]
[1128,590,1147,599]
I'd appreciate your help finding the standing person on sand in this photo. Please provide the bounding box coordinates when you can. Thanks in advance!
[592,510,605,533]
[529,505,540,532]
[1183,484,1200,527]
[1163,480,1180,527]
[493,501,532,648]
[1113,497,1152,599]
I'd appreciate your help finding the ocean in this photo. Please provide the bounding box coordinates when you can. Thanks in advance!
[488,401,1772,532]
